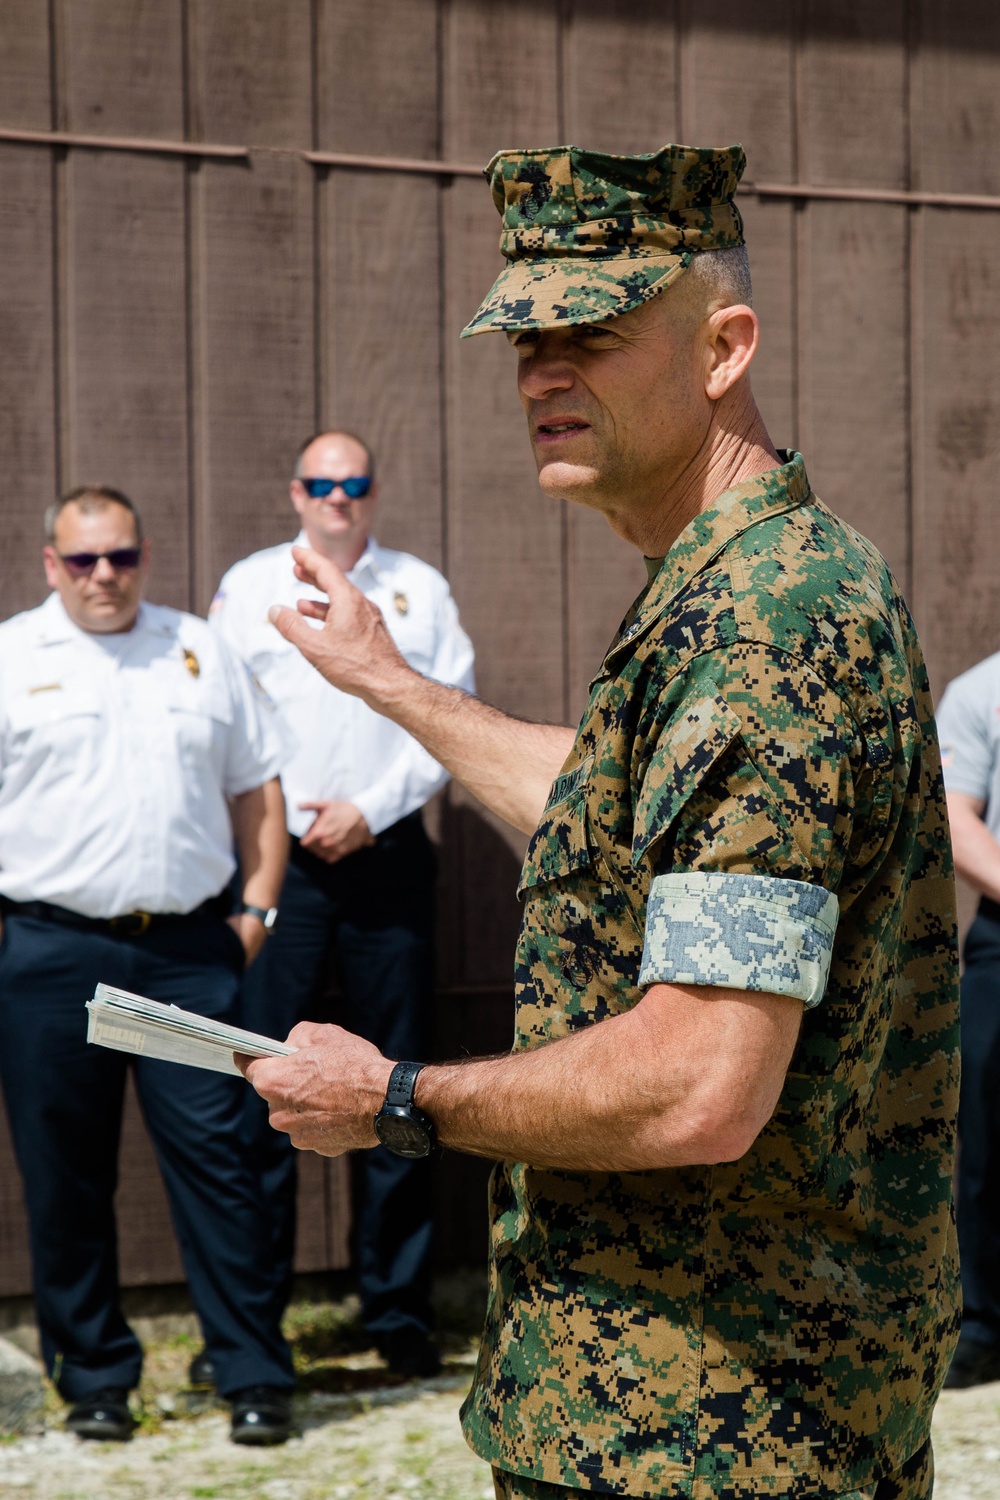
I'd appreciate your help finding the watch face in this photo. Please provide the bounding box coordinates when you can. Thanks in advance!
[374,1107,432,1159]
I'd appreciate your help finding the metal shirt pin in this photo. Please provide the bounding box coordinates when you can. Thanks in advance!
[394,592,409,616]
[182,648,201,679]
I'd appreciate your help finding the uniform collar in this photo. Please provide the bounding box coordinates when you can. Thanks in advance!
[290,531,385,586]
[34,593,167,645]
[604,450,811,662]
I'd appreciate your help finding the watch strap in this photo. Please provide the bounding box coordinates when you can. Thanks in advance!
[384,1060,425,1109]
[240,902,278,930]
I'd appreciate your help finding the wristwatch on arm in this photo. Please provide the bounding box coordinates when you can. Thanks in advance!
[240,901,279,933]
[374,1061,436,1159]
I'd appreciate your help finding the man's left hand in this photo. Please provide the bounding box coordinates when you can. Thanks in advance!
[227,911,268,968]
[237,1021,392,1156]
[299,799,375,864]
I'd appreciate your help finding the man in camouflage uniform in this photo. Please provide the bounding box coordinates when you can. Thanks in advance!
[241,144,960,1500]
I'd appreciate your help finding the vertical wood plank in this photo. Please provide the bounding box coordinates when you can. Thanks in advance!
[0,1108,32,1296]
[0,146,57,619]
[682,2,797,448]
[441,0,562,984]
[316,0,440,157]
[317,169,443,567]
[187,0,315,607]
[63,150,191,607]
[62,0,184,138]
[793,3,910,588]
[186,0,313,147]
[560,1,676,718]
[0,0,52,130]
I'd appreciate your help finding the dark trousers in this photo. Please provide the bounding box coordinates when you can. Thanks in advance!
[240,814,437,1337]
[0,910,294,1401]
[956,902,1000,1349]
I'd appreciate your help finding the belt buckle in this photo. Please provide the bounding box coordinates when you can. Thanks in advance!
[110,910,152,936]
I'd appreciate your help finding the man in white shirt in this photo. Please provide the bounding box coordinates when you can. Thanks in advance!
[0,486,295,1444]
[210,431,474,1378]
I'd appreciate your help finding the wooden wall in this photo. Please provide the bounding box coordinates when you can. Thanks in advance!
[0,0,998,1294]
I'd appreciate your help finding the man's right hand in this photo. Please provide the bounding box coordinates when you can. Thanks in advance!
[268,547,411,707]
[299,800,375,864]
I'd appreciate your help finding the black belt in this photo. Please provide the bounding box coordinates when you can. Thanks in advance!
[0,891,231,937]
[979,896,1000,925]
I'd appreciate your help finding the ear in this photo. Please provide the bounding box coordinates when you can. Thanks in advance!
[42,546,59,591]
[290,479,307,519]
[703,304,760,402]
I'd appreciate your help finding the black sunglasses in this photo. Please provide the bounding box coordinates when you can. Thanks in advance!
[57,547,143,577]
[301,476,372,500]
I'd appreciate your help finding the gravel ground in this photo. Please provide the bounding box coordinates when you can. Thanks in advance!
[1,1296,997,1500]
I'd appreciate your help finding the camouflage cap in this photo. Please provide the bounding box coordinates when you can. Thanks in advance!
[461,142,746,338]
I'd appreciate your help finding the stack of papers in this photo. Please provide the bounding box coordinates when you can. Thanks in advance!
[86,982,296,1076]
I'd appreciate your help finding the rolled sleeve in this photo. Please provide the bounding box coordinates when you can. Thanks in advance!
[639,871,839,1009]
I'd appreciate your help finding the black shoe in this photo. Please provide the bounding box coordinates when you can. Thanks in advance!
[66,1387,135,1442]
[187,1347,217,1390]
[376,1327,442,1379]
[943,1337,1000,1390]
[229,1385,293,1445]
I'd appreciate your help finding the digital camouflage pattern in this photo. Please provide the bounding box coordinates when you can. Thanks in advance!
[461,453,960,1498]
[640,872,839,1009]
[461,143,745,338]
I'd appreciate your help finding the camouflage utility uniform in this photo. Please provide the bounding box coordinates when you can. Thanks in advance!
[461,453,960,1499]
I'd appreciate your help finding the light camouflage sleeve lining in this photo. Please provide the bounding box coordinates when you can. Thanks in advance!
[638,871,839,1008]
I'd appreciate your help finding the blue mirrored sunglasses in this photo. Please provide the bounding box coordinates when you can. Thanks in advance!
[301,476,371,500]
[57,547,143,577]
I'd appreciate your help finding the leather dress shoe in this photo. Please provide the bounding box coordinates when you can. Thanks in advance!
[66,1387,135,1441]
[187,1347,217,1389]
[229,1385,293,1445]
[376,1327,442,1378]
[943,1337,1000,1389]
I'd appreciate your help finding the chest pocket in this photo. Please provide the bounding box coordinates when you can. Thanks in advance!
[518,756,595,895]
[162,674,233,770]
[632,690,743,867]
[5,685,104,746]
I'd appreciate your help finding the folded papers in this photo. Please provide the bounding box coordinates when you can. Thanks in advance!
[86,982,295,1076]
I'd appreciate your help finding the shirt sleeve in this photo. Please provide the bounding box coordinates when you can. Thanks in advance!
[936,670,993,802]
[351,581,476,834]
[633,642,862,1008]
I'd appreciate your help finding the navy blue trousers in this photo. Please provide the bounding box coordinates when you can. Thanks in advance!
[0,911,294,1400]
[240,815,436,1337]
[957,905,1000,1350]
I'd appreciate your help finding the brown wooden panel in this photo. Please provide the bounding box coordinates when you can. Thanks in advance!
[0,145,58,619]
[318,168,444,570]
[795,202,909,588]
[316,0,439,157]
[682,0,794,179]
[911,208,1000,700]
[916,0,1000,194]
[187,0,313,147]
[62,0,184,138]
[63,149,190,608]
[560,2,677,718]
[189,152,316,610]
[0,0,52,130]
[442,0,560,164]
[563,0,678,152]
[800,0,907,189]
[682,9,796,451]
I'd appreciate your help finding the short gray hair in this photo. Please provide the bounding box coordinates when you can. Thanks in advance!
[45,485,144,544]
[685,245,753,309]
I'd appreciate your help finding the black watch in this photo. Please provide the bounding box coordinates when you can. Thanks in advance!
[240,902,279,932]
[373,1061,435,1159]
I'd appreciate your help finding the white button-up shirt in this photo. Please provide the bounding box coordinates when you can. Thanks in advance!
[210,535,475,838]
[0,594,285,918]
